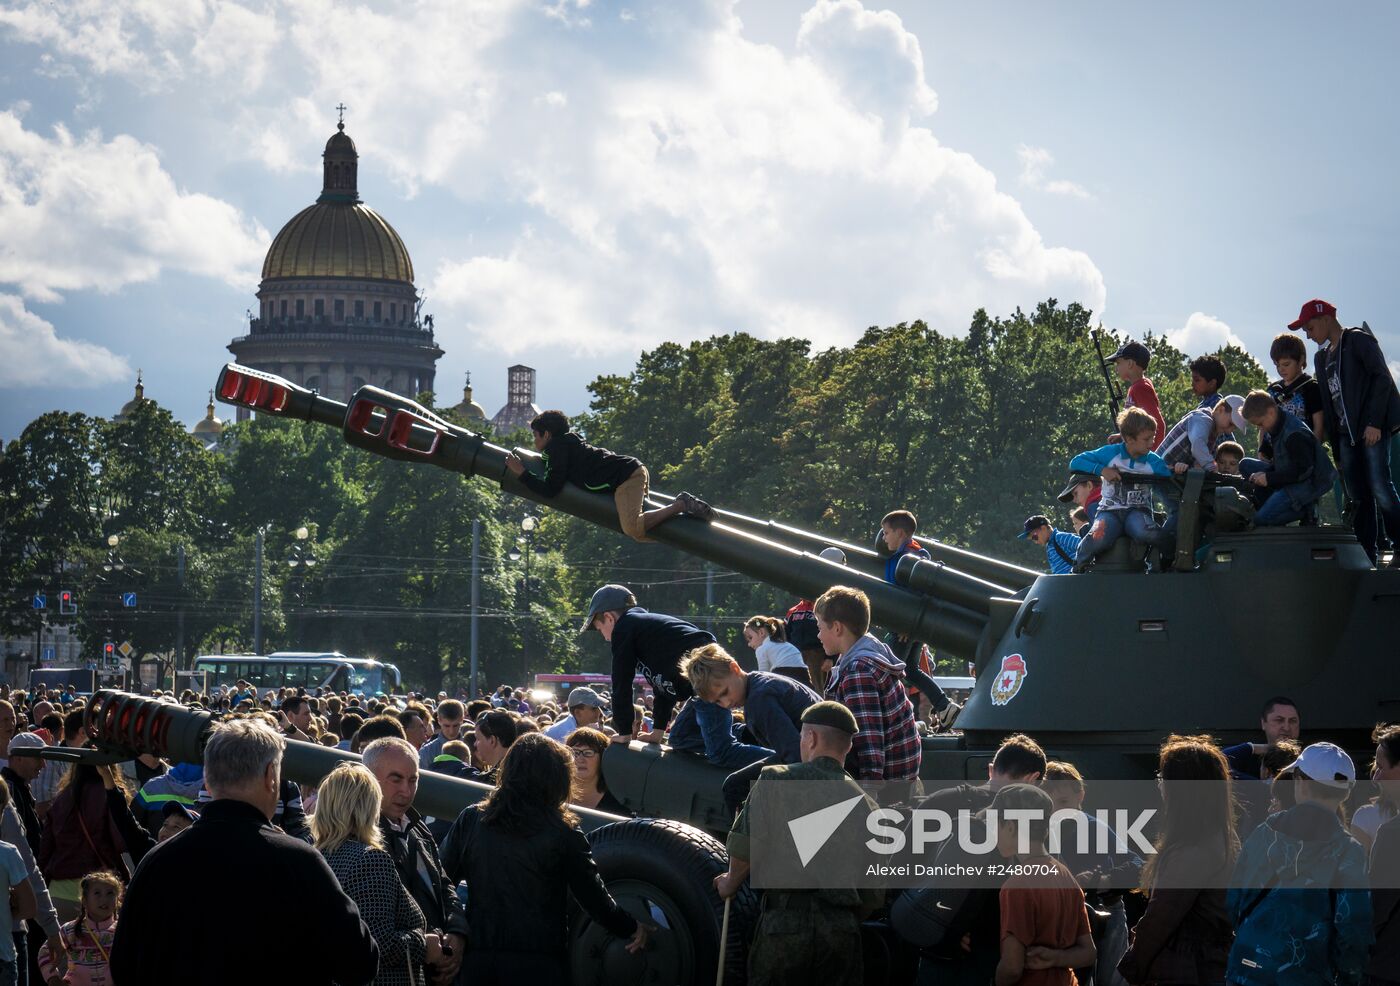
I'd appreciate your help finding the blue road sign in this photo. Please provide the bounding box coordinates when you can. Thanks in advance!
[32,593,45,610]
[121,592,137,608]
[42,647,54,662]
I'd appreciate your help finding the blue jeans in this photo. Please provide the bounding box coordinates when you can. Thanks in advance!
[1239,457,1308,526]
[1338,438,1400,562]
[668,698,773,770]
[1074,509,1169,564]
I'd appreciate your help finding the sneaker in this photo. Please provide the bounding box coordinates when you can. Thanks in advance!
[934,700,962,732]
[676,491,716,523]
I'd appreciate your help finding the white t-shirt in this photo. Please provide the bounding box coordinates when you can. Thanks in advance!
[0,840,27,959]
[755,639,805,673]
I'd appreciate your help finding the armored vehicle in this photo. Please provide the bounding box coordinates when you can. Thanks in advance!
[213,363,1394,797]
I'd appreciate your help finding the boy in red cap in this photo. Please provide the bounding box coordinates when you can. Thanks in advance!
[1291,299,1400,565]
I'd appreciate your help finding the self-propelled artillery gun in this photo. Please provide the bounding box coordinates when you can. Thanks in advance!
[214,362,1395,806]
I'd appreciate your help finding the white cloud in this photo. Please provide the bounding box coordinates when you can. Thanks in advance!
[0,111,269,301]
[1017,143,1091,199]
[0,294,131,387]
[2,0,1107,362]
[1168,312,1247,354]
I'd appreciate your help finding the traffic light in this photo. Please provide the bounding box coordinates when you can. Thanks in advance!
[58,589,76,616]
[103,642,115,665]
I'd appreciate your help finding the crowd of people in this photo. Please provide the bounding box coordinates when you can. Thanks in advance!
[0,299,1392,984]
[0,596,1395,986]
[1019,300,1400,574]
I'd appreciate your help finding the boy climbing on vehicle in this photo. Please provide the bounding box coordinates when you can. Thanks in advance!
[1070,407,1174,572]
[879,509,929,582]
[506,409,713,542]
[1105,340,1166,448]
[815,585,921,796]
[1237,390,1336,526]
[878,510,959,729]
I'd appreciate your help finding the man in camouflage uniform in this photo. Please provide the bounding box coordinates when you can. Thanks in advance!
[714,701,881,986]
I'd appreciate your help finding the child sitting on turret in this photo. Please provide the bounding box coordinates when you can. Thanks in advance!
[1070,407,1174,572]
[1237,390,1336,526]
[1214,441,1245,476]
[505,410,714,542]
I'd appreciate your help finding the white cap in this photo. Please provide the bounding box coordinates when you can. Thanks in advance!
[1289,741,1356,789]
[1220,394,1248,433]
[818,546,847,564]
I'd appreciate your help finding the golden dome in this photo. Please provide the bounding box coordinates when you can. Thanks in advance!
[192,390,224,437]
[115,370,148,423]
[260,202,414,283]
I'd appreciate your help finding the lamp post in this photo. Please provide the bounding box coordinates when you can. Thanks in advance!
[285,526,316,648]
[509,515,542,681]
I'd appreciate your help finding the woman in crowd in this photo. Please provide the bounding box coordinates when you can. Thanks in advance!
[565,728,631,817]
[1351,723,1399,854]
[313,762,438,986]
[742,616,811,685]
[1118,734,1238,986]
[38,764,152,922]
[440,733,647,984]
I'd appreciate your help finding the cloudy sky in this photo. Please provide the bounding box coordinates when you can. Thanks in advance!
[2,0,1398,437]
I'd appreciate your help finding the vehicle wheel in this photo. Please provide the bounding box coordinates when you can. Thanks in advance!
[571,817,759,986]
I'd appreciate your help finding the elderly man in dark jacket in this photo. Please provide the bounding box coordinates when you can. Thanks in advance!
[365,737,468,985]
[111,718,378,986]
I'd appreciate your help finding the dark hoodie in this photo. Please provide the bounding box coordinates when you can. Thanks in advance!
[518,431,641,499]
[1226,800,1372,986]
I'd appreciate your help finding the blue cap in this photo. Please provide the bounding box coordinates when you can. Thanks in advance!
[1017,515,1051,539]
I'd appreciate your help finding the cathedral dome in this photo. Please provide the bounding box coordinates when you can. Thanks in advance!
[192,390,224,438]
[260,202,414,283]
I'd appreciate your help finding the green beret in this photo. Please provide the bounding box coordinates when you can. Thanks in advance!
[801,701,858,735]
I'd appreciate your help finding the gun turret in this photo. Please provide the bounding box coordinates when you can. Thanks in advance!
[216,365,996,661]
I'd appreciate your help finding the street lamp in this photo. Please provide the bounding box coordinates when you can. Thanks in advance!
[285,525,317,647]
[103,534,125,572]
[511,515,544,679]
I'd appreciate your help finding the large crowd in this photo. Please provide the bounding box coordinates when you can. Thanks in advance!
[0,298,1394,985]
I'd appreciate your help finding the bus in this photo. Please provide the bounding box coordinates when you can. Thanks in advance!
[192,652,402,696]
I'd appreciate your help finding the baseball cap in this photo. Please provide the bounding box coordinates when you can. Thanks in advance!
[818,546,847,564]
[1105,340,1151,368]
[581,584,636,633]
[1216,394,1248,433]
[1288,741,1356,789]
[565,686,605,710]
[1017,515,1051,539]
[162,801,199,823]
[1057,472,1098,503]
[1288,299,1336,330]
[7,732,45,756]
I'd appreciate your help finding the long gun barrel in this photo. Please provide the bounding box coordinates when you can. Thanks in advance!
[216,365,993,659]
[1092,328,1124,432]
[648,494,1037,592]
[80,690,626,830]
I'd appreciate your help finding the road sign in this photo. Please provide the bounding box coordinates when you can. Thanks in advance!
[117,641,134,659]
[85,662,97,671]
[31,593,45,611]
[42,647,54,662]
[121,592,137,608]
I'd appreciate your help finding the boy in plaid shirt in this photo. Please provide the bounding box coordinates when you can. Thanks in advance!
[815,586,921,791]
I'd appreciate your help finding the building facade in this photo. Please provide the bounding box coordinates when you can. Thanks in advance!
[227,121,442,418]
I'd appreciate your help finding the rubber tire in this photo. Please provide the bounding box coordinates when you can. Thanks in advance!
[574,817,760,986]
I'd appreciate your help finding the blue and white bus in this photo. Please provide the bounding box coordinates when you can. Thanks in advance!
[192,652,402,695]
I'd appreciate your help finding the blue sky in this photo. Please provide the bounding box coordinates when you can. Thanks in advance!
[2,0,1397,440]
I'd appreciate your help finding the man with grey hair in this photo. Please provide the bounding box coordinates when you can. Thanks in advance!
[112,718,378,986]
[365,737,467,985]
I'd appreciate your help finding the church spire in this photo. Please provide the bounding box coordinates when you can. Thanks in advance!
[319,104,361,204]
